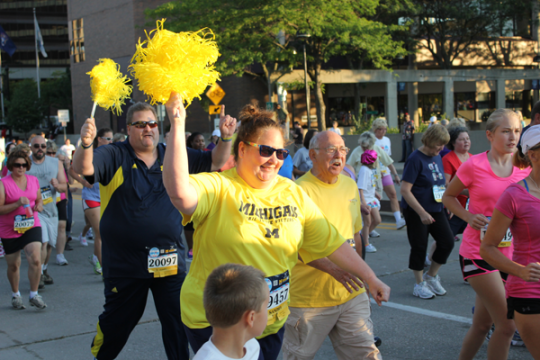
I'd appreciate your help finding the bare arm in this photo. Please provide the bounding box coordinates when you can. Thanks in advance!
[68,167,92,188]
[72,118,96,176]
[325,242,390,305]
[50,160,67,193]
[480,209,540,282]
[400,181,434,225]
[442,175,488,230]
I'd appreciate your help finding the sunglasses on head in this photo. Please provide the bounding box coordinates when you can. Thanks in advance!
[243,141,289,160]
[128,121,158,129]
[33,144,47,149]
[47,151,56,156]
[13,163,28,169]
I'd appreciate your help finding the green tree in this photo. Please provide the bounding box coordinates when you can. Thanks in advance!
[6,79,45,134]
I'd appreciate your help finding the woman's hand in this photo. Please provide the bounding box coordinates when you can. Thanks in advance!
[518,263,540,282]
[34,202,43,213]
[420,211,435,225]
[393,173,401,185]
[467,213,489,231]
[361,203,371,215]
[18,196,29,207]
[218,105,237,139]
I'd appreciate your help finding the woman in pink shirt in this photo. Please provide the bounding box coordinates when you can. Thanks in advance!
[443,109,529,360]
[0,150,46,310]
[481,125,540,359]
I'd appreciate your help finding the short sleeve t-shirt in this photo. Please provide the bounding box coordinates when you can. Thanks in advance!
[180,168,345,338]
[496,184,540,299]
[400,150,445,213]
[193,338,260,360]
[442,151,472,208]
[357,165,377,204]
[456,152,530,260]
[278,155,293,180]
[291,172,364,308]
[292,147,312,173]
[375,137,392,176]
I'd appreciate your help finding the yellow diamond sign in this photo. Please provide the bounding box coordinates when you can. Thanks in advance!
[206,83,225,105]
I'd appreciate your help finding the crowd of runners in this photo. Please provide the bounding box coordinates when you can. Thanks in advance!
[1,95,540,360]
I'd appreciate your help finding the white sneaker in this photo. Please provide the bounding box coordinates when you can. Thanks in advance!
[413,281,436,299]
[79,233,88,247]
[87,228,94,239]
[396,218,406,230]
[424,256,432,268]
[369,230,380,238]
[424,274,447,296]
[56,254,68,266]
[365,244,377,253]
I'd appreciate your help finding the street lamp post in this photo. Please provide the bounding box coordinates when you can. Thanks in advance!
[297,33,311,129]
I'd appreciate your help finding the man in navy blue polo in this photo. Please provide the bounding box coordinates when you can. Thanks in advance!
[72,102,236,360]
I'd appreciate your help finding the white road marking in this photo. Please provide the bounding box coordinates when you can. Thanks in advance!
[371,298,472,324]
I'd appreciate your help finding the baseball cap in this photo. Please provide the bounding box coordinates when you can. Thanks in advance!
[520,124,540,153]
[212,129,221,137]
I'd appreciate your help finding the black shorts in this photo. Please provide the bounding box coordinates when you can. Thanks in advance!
[56,199,67,221]
[459,255,508,282]
[507,297,540,319]
[2,226,42,255]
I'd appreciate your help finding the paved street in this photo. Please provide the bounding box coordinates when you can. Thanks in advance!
[0,186,534,360]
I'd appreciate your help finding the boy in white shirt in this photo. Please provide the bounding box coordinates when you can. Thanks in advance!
[194,263,270,360]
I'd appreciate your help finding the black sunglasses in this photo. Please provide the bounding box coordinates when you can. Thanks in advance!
[13,163,28,169]
[128,121,158,129]
[47,151,56,155]
[243,141,289,160]
[33,144,47,149]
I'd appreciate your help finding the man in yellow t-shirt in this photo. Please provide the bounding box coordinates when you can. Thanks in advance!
[283,131,382,360]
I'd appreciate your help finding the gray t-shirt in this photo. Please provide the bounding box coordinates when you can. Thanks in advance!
[292,147,313,172]
[26,156,58,218]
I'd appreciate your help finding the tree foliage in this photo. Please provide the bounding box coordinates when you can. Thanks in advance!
[147,0,409,130]
[6,79,45,134]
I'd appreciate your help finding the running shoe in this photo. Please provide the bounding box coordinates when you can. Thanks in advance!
[485,324,495,342]
[424,273,447,296]
[42,270,54,285]
[511,331,524,346]
[39,275,44,289]
[87,228,94,239]
[79,233,88,247]
[374,336,382,347]
[346,239,356,248]
[56,254,68,266]
[0,241,5,258]
[29,294,47,309]
[369,230,381,238]
[88,255,102,275]
[365,244,377,253]
[65,242,73,251]
[11,295,25,310]
[396,218,406,230]
[424,255,432,268]
[454,235,460,242]
[413,281,436,299]
[187,249,193,260]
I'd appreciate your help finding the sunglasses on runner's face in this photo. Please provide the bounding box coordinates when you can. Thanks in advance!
[33,144,47,149]
[13,163,28,169]
[243,141,289,160]
[128,121,158,129]
[100,137,112,141]
[47,152,56,156]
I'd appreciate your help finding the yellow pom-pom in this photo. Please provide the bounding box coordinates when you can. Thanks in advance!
[87,58,132,115]
[129,19,220,106]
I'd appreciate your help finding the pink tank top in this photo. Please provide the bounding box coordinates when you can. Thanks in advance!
[0,174,42,238]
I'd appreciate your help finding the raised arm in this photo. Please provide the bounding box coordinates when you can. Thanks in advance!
[72,118,96,176]
[163,92,199,215]
[210,105,237,171]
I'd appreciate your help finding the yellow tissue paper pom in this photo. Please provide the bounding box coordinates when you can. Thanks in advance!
[129,19,220,107]
[87,59,132,115]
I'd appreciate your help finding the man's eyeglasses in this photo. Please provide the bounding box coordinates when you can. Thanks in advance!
[12,163,28,169]
[47,152,56,156]
[313,146,350,155]
[128,121,158,129]
[100,137,113,141]
[243,141,289,160]
[33,144,47,149]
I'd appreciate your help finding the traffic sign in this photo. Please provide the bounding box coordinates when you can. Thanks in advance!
[209,105,221,115]
[206,83,225,105]
[58,109,70,123]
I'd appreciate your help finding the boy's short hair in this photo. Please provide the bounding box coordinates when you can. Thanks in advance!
[204,263,267,328]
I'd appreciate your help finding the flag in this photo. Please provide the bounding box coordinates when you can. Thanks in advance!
[0,25,16,57]
[33,13,47,58]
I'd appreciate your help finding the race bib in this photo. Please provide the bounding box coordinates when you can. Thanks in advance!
[41,186,53,205]
[56,192,62,203]
[147,247,178,278]
[14,215,34,234]
[480,217,513,247]
[266,270,290,325]
[433,185,445,203]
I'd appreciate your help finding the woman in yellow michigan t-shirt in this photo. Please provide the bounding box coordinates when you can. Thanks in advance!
[163,92,390,360]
